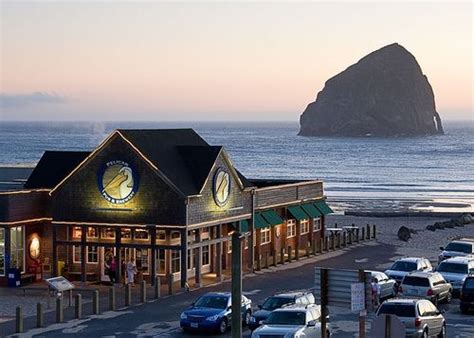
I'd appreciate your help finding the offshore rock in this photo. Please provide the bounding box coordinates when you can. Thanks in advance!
[299,43,444,137]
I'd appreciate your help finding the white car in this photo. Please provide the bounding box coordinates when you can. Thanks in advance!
[438,239,474,263]
[436,256,474,296]
[368,270,397,300]
[384,257,433,284]
[251,304,330,338]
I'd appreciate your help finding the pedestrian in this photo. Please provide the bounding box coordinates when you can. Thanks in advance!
[126,258,138,285]
[371,277,381,309]
[107,256,117,284]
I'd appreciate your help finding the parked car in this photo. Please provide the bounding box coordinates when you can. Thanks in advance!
[376,298,446,338]
[251,304,330,338]
[249,291,315,331]
[368,270,397,300]
[384,257,433,284]
[460,275,474,314]
[179,292,252,334]
[398,271,452,305]
[436,256,474,297]
[438,239,474,263]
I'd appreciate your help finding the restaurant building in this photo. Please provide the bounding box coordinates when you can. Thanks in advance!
[0,129,332,288]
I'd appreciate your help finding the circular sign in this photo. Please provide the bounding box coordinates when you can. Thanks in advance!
[98,160,138,204]
[213,168,231,206]
[29,237,40,260]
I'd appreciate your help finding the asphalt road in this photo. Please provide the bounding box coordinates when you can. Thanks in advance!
[9,242,474,338]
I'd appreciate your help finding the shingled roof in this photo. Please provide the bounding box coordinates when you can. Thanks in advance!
[24,151,90,189]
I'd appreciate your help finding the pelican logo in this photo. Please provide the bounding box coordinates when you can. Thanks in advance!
[213,168,231,207]
[98,160,138,204]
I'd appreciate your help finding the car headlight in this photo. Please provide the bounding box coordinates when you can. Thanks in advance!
[206,314,220,321]
[180,313,188,320]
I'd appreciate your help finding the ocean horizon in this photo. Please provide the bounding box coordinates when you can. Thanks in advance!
[1,119,473,212]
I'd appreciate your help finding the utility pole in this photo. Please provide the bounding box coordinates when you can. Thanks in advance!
[231,230,243,338]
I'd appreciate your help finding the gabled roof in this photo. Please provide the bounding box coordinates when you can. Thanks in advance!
[25,151,90,189]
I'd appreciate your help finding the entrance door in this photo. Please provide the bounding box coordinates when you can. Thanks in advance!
[100,247,116,282]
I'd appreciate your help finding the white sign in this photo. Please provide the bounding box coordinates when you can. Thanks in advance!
[46,276,75,292]
[351,282,365,312]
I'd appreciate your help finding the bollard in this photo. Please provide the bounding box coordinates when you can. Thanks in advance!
[125,284,131,306]
[36,302,44,328]
[16,306,23,333]
[373,224,377,239]
[140,280,147,303]
[264,252,269,269]
[343,232,347,247]
[324,236,329,251]
[287,246,292,262]
[331,235,335,250]
[256,254,262,271]
[92,290,99,315]
[69,289,73,307]
[295,245,299,261]
[272,250,277,267]
[109,286,116,311]
[312,239,317,255]
[167,273,173,295]
[56,297,63,323]
[75,294,82,319]
[356,228,360,242]
[361,227,365,241]
[155,277,161,298]
[280,247,285,265]
[320,237,324,253]
[306,243,310,257]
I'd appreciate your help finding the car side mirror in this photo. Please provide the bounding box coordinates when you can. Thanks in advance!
[307,320,316,327]
[257,305,262,309]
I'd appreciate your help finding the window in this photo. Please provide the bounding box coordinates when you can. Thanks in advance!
[313,218,321,232]
[0,228,5,276]
[301,219,310,234]
[87,227,98,239]
[287,220,296,238]
[121,229,132,240]
[100,227,115,239]
[261,227,271,245]
[136,249,149,273]
[171,231,181,244]
[10,226,24,272]
[202,246,210,266]
[171,250,180,273]
[87,246,98,263]
[134,229,149,240]
[72,226,82,239]
[157,230,166,241]
[202,227,210,240]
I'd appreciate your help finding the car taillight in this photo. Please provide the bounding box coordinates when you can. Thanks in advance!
[415,317,422,327]
[427,289,434,296]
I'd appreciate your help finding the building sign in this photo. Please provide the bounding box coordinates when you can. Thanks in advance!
[98,160,138,204]
[213,168,231,207]
[29,237,40,260]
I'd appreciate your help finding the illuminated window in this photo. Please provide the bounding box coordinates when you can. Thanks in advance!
[202,246,210,266]
[72,226,82,239]
[0,228,5,276]
[87,227,98,239]
[171,250,180,273]
[313,218,321,232]
[287,220,296,238]
[73,246,81,263]
[121,229,132,240]
[134,229,149,240]
[171,231,181,245]
[261,227,271,245]
[100,227,115,239]
[10,226,25,273]
[301,219,310,234]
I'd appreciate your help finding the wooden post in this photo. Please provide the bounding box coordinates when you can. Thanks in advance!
[16,306,23,333]
[36,302,44,328]
[373,224,377,239]
[356,228,360,242]
[56,297,63,323]
[125,284,131,306]
[92,290,99,314]
[109,286,116,311]
[167,273,173,295]
[331,234,335,250]
[272,249,277,266]
[361,227,365,242]
[320,237,324,253]
[75,294,82,319]
[264,252,269,269]
[154,277,161,298]
[320,269,328,338]
[312,239,317,255]
[287,246,292,263]
[280,247,285,265]
[256,253,262,271]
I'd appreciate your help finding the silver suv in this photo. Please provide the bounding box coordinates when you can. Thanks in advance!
[251,304,330,338]
[439,239,474,263]
[384,257,433,284]
[377,298,446,338]
[436,256,474,296]
[399,271,452,305]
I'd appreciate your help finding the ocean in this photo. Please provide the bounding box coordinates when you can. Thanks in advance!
[1,120,473,212]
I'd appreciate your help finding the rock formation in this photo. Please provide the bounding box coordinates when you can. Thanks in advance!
[299,43,444,137]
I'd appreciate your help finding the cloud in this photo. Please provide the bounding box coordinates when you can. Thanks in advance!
[0,92,67,108]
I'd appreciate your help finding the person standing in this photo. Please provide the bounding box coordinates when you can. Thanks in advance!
[107,256,117,284]
[371,277,381,308]
[126,258,138,285]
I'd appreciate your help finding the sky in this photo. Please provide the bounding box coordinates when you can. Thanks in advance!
[0,1,472,121]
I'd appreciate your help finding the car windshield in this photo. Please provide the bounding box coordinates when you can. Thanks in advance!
[262,297,292,311]
[437,262,468,274]
[464,278,474,289]
[402,276,430,287]
[194,295,228,309]
[378,304,416,317]
[390,261,417,272]
[445,243,472,253]
[266,311,306,325]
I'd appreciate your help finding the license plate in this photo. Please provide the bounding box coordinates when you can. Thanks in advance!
[190,323,198,328]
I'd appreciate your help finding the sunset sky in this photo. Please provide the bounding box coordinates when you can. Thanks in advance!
[1,1,472,121]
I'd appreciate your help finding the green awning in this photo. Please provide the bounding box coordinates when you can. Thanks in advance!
[254,213,270,229]
[301,203,323,218]
[287,205,310,221]
[261,210,283,226]
[314,200,334,215]
[239,220,249,233]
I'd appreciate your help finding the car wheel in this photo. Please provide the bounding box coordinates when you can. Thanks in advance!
[438,324,446,338]
[421,329,428,338]
[243,310,252,326]
[218,318,228,334]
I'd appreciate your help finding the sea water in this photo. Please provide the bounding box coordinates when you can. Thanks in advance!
[0,120,473,210]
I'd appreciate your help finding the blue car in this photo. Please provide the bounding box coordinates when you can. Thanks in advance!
[180,292,252,334]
